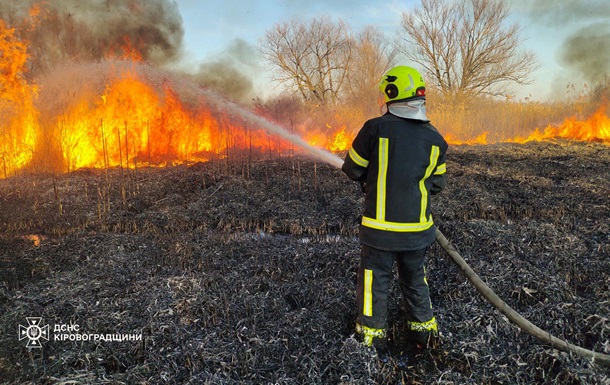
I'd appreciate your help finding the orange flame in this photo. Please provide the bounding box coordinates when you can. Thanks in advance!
[510,105,610,144]
[444,132,489,145]
[0,20,38,177]
[105,36,144,62]
[45,69,302,172]
[2,10,610,179]
[303,125,354,151]
[328,127,353,152]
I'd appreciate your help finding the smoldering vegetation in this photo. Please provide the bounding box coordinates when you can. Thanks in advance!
[0,0,184,72]
[0,141,609,384]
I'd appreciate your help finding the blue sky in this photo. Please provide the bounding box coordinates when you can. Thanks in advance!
[172,0,597,102]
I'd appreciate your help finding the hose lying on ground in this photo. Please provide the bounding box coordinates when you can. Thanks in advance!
[435,228,610,367]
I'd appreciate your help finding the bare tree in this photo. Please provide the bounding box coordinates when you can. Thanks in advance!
[400,0,538,98]
[259,16,353,107]
[345,26,398,116]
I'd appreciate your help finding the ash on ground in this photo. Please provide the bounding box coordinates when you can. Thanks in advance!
[1,141,609,384]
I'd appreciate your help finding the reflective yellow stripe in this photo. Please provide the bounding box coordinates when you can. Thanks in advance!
[407,317,438,333]
[419,146,440,222]
[356,323,386,337]
[423,266,432,309]
[376,138,389,221]
[361,216,434,232]
[355,323,387,347]
[434,163,446,175]
[363,269,373,317]
[348,147,369,167]
[423,266,428,286]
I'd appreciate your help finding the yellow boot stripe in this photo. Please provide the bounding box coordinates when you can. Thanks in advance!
[407,317,438,332]
[356,323,386,337]
[356,324,387,346]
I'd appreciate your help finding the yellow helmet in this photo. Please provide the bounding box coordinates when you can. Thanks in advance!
[378,66,426,104]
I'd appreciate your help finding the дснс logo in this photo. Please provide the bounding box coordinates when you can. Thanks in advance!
[18,317,49,348]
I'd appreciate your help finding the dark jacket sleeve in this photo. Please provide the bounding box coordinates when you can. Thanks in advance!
[430,144,447,195]
[341,122,371,182]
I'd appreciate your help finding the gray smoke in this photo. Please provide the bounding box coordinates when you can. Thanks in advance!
[186,39,260,104]
[521,0,610,23]
[515,0,610,85]
[1,0,184,74]
[560,22,610,85]
[1,0,263,103]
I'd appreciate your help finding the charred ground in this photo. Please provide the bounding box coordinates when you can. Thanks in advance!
[0,141,609,384]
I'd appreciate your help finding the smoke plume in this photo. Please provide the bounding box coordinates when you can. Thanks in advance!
[0,1,264,103]
[560,23,610,85]
[0,0,184,75]
[516,0,610,86]
[186,39,259,104]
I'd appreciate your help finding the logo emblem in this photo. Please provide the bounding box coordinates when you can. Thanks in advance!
[18,317,49,348]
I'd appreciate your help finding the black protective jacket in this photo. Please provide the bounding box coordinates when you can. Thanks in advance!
[342,113,448,251]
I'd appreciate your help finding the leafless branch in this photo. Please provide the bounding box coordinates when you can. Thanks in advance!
[400,0,539,98]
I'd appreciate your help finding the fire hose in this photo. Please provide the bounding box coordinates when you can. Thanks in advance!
[435,228,610,367]
[321,147,608,365]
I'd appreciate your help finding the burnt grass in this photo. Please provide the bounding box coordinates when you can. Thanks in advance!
[0,141,609,384]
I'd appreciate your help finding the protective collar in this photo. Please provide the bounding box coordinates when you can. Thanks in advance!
[387,98,429,122]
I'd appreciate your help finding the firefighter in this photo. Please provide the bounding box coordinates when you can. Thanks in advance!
[342,65,448,350]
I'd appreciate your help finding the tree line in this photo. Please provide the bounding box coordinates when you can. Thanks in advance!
[258,0,538,113]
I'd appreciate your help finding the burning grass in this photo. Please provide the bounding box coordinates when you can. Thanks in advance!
[0,141,609,384]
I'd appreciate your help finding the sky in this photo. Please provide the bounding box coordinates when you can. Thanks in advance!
[169,0,607,102]
[172,0,408,99]
[174,0,402,56]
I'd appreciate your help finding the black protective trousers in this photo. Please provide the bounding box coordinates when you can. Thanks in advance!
[356,244,433,331]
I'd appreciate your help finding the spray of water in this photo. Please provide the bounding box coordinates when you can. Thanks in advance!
[152,62,346,169]
[204,91,345,169]
[35,60,346,170]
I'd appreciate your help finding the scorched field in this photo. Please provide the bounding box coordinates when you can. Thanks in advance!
[0,141,609,384]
